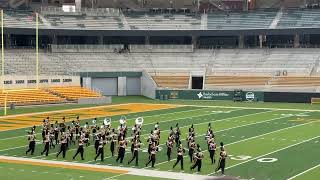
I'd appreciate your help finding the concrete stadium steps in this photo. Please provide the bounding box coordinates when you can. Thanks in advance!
[205,76,270,86]
[270,77,320,86]
[0,89,65,106]
[152,75,190,89]
[47,86,102,101]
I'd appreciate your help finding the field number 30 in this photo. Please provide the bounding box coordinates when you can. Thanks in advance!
[229,155,278,163]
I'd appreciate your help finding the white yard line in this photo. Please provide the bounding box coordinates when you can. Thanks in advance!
[157,115,316,167]
[0,106,211,141]
[0,103,185,132]
[1,108,254,153]
[287,163,320,180]
[29,109,267,160]
[219,136,320,175]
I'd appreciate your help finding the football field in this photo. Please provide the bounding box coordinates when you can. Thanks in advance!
[0,98,320,180]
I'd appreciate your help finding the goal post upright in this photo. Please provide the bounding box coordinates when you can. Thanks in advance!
[36,12,39,89]
[1,9,6,115]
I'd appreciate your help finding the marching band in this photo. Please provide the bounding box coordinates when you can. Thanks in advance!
[25,115,229,175]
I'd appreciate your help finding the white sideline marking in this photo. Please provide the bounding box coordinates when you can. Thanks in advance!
[222,136,320,172]
[287,163,320,180]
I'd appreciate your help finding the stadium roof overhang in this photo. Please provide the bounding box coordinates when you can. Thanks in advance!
[5,28,320,36]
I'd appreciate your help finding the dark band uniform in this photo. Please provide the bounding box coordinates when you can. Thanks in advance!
[128,140,140,166]
[215,150,228,175]
[26,134,36,155]
[145,145,158,168]
[190,151,204,172]
[116,139,127,163]
[73,138,85,160]
[173,146,185,170]
[94,138,105,161]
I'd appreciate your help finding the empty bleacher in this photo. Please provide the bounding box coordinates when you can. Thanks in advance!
[269,77,320,86]
[277,8,320,29]
[207,10,277,30]
[205,76,270,87]
[152,74,190,89]
[125,13,201,30]
[0,89,64,106]
[47,86,102,101]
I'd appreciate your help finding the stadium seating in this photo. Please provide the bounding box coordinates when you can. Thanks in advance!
[278,8,320,28]
[269,77,320,86]
[125,13,201,30]
[0,89,64,106]
[207,10,277,30]
[47,86,102,101]
[205,76,270,87]
[152,75,189,89]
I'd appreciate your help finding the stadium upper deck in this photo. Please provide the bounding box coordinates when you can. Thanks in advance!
[3,8,320,30]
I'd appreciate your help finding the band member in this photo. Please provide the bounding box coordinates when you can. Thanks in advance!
[190,145,204,172]
[26,132,36,155]
[116,136,127,163]
[174,126,181,148]
[166,137,174,161]
[54,121,59,145]
[145,142,158,168]
[60,117,66,133]
[73,137,85,160]
[56,133,68,158]
[188,139,196,163]
[40,131,50,156]
[49,125,55,149]
[110,129,117,156]
[147,131,153,155]
[173,144,185,170]
[94,137,105,162]
[215,146,228,175]
[128,139,140,166]
[94,131,100,154]
[209,139,217,164]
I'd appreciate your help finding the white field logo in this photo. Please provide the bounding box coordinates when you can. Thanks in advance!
[246,92,255,101]
[197,92,203,99]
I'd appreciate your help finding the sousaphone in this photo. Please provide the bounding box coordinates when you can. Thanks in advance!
[103,117,111,126]
[135,117,144,126]
[119,115,127,125]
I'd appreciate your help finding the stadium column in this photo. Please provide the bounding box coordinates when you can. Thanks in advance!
[118,77,127,96]
[259,34,263,48]
[145,36,150,45]
[192,35,197,48]
[294,34,300,48]
[98,36,103,45]
[239,35,244,48]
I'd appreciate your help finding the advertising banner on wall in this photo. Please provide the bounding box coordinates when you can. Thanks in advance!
[156,90,264,102]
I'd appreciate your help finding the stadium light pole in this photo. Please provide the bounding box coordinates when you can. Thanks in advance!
[36,12,39,89]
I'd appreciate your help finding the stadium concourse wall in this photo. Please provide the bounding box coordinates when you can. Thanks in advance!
[80,71,157,98]
[156,89,320,103]
[1,75,80,89]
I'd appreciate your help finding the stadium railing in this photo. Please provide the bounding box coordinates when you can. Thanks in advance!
[129,44,194,53]
[51,44,124,53]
